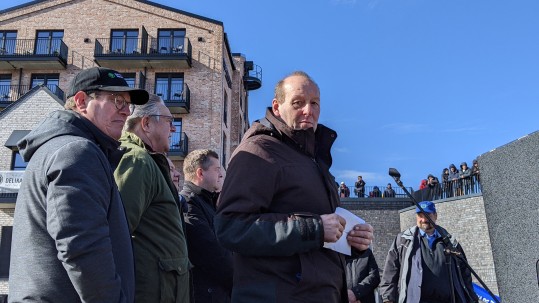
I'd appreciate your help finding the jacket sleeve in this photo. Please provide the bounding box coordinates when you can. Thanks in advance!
[352,250,381,300]
[215,144,324,257]
[379,234,401,303]
[184,199,233,291]
[114,152,155,233]
[46,141,127,302]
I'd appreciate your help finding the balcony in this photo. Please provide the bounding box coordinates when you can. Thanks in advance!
[94,37,192,69]
[169,132,188,159]
[0,84,65,109]
[146,82,190,114]
[0,39,68,70]
[243,61,262,91]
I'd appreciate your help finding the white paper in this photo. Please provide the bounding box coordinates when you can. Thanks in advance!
[323,207,366,256]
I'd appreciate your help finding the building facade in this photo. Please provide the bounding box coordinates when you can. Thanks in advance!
[0,0,262,294]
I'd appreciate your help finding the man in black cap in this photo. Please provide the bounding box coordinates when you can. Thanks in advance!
[379,201,478,303]
[9,67,148,302]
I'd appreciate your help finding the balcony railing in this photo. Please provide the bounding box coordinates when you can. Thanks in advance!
[145,82,190,114]
[0,38,68,69]
[243,61,262,90]
[94,37,192,69]
[0,84,65,106]
[169,132,188,159]
[413,175,482,201]
[344,185,414,198]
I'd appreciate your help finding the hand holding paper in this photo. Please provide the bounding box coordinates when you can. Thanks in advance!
[323,207,367,255]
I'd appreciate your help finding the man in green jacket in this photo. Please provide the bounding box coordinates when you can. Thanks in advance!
[114,94,190,302]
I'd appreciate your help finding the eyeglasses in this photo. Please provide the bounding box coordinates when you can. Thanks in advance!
[89,92,131,110]
[148,115,174,127]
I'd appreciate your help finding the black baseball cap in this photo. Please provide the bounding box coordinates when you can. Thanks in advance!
[67,67,149,105]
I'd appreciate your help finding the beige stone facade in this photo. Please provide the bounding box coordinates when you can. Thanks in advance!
[0,0,259,294]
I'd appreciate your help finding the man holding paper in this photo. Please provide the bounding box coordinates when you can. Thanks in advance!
[215,71,374,303]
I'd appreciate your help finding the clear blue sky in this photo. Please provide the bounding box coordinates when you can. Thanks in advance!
[3,0,539,189]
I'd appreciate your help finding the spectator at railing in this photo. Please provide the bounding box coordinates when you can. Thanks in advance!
[459,162,472,195]
[441,168,450,198]
[448,164,459,196]
[369,186,382,198]
[340,182,351,198]
[419,179,428,190]
[383,183,396,198]
[427,174,442,197]
[472,159,481,191]
[354,175,366,197]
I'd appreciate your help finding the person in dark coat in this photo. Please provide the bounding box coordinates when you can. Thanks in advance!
[345,248,380,303]
[181,149,233,303]
[215,71,374,303]
[379,201,478,303]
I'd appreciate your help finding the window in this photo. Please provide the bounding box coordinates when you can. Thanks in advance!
[110,29,138,54]
[122,73,136,88]
[223,90,228,126]
[0,74,11,101]
[155,73,184,102]
[0,226,13,278]
[158,29,185,54]
[12,151,28,171]
[222,132,227,169]
[31,74,59,92]
[170,118,183,150]
[0,31,17,55]
[35,30,63,55]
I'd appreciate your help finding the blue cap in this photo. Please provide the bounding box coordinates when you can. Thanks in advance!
[416,201,436,214]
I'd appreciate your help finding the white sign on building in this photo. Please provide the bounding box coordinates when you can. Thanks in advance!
[0,171,24,193]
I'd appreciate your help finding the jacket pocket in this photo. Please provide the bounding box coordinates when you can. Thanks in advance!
[158,257,190,303]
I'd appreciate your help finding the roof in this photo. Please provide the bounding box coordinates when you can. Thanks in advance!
[0,0,224,25]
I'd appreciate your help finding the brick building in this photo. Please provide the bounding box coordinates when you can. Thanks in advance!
[0,0,262,294]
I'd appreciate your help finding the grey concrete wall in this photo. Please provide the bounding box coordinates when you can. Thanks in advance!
[478,130,539,303]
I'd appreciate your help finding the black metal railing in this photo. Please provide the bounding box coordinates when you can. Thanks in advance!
[341,184,413,198]
[0,84,64,104]
[169,132,188,154]
[0,38,68,60]
[145,82,190,107]
[245,62,262,81]
[413,175,481,201]
[94,37,192,58]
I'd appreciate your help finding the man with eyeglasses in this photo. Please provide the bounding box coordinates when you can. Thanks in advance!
[114,94,191,303]
[9,67,149,302]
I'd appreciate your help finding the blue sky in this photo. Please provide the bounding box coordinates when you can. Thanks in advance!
[3,0,539,189]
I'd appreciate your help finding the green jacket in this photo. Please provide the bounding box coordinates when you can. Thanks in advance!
[114,132,190,303]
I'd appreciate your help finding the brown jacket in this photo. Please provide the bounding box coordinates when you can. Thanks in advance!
[215,109,347,302]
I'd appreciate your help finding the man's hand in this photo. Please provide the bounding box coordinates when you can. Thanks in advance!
[320,213,346,242]
[346,223,374,251]
[347,289,360,303]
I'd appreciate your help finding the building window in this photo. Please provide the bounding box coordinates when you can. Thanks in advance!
[155,73,184,102]
[110,29,138,54]
[0,226,13,278]
[122,73,136,88]
[222,132,227,169]
[0,31,17,54]
[31,73,59,92]
[158,29,185,54]
[170,118,182,150]
[0,74,12,101]
[35,30,63,55]
[12,151,28,171]
[223,90,228,126]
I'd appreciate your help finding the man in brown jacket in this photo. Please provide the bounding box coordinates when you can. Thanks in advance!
[215,71,374,303]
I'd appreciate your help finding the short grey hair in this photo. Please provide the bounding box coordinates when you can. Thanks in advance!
[125,93,163,131]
